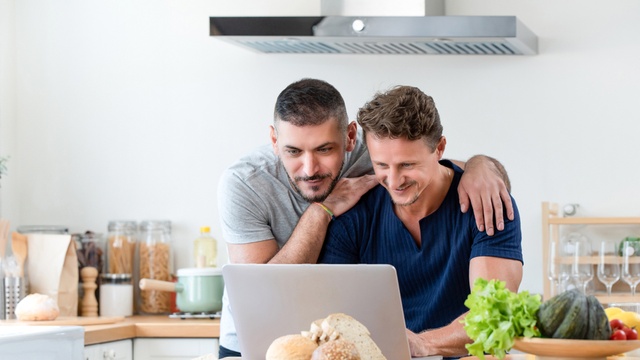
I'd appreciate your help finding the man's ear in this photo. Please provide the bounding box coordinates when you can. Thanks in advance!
[270,125,278,154]
[436,136,447,159]
[345,121,358,152]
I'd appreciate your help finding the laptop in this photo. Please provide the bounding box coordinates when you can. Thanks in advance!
[222,263,442,360]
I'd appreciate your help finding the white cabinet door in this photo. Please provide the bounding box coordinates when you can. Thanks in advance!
[133,338,219,360]
[84,339,133,360]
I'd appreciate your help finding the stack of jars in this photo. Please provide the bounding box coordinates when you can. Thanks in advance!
[102,221,137,317]
[102,220,173,316]
[137,220,173,314]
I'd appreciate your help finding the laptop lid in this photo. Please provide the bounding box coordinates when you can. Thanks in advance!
[223,263,414,360]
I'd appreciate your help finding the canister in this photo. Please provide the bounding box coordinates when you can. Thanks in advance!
[100,273,133,317]
[138,220,172,314]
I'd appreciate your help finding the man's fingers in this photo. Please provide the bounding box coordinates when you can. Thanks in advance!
[492,193,504,232]
[482,193,495,236]
[501,188,514,220]
[458,186,470,214]
[469,195,485,233]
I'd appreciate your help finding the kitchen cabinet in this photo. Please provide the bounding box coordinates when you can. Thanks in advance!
[133,338,219,360]
[542,201,640,303]
[84,339,132,360]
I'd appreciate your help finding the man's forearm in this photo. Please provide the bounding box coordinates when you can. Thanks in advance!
[269,203,331,264]
[415,313,471,357]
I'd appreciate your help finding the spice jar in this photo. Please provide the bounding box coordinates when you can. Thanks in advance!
[106,221,137,275]
[138,220,172,314]
[100,273,133,317]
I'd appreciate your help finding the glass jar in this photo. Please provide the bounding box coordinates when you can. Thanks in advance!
[138,220,172,314]
[106,221,137,275]
[73,231,105,316]
[100,273,133,317]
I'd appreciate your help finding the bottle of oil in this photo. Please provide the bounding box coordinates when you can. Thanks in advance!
[194,226,217,268]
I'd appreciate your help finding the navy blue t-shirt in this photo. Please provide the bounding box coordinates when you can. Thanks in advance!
[318,161,523,333]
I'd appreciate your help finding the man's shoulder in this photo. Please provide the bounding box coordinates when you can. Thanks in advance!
[222,144,280,182]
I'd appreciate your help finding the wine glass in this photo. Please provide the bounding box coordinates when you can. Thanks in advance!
[597,239,620,297]
[622,240,640,296]
[569,233,593,294]
[548,239,570,296]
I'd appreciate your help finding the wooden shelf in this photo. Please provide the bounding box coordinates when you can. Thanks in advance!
[542,202,640,302]
[548,217,640,225]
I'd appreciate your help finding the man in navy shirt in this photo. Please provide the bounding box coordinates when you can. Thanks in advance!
[319,85,523,359]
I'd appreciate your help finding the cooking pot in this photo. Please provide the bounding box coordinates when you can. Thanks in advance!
[139,267,223,313]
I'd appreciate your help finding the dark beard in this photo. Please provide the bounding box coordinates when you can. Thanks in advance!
[286,161,345,203]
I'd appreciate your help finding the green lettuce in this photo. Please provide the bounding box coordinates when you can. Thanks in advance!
[463,278,541,360]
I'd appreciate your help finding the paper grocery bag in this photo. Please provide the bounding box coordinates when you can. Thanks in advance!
[27,234,79,316]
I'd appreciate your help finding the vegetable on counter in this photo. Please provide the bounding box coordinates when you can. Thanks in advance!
[464,279,615,360]
[463,278,541,360]
[536,289,611,340]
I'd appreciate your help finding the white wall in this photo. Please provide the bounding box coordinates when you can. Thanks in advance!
[1,0,639,297]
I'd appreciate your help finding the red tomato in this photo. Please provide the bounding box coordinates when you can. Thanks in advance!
[624,327,638,340]
[611,329,628,341]
[610,319,625,330]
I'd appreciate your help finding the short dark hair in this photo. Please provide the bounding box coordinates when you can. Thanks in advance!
[357,85,443,151]
[274,78,348,133]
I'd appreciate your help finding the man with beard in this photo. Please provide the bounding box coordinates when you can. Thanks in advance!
[318,85,523,359]
[216,78,514,358]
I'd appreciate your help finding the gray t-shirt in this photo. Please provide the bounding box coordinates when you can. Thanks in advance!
[217,132,372,352]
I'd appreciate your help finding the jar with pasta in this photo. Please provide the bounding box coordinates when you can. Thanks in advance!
[138,220,173,314]
[106,221,137,275]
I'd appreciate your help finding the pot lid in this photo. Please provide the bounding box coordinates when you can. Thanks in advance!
[178,267,222,276]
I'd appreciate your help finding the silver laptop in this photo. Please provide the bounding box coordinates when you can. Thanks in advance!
[222,263,442,360]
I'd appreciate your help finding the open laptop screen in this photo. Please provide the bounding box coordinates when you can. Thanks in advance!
[222,263,414,360]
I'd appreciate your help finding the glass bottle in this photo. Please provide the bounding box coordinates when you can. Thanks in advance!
[138,220,172,314]
[194,226,217,268]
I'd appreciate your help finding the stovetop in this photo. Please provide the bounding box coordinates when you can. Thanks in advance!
[169,311,221,320]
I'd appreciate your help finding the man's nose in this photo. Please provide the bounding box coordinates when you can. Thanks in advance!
[386,168,402,189]
[302,153,319,175]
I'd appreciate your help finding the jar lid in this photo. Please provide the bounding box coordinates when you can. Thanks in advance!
[177,267,222,277]
[17,225,69,234]
[108,221,137,231]
[101,273,132,280]
[140,220,171,232]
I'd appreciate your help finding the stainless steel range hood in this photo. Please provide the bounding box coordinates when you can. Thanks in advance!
[209,15,538,55]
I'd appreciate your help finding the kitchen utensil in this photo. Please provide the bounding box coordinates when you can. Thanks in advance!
[80,266,98,317]
[0,219,9,259]
[139,267,223,313]
[3,276,28,320]
[10,232,27,277]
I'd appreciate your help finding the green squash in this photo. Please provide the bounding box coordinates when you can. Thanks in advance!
[536,289,611,340]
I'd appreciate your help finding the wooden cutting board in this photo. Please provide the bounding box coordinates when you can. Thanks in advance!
[7,316,125,326]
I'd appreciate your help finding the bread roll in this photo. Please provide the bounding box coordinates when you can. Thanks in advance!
[15,293,60,321]
[311,339,361,360]
[266,334,318,360]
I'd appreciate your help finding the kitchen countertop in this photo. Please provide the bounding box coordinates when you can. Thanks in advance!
[0,316,220,345]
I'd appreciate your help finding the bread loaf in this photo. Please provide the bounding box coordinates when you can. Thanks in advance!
[14,293,60,321]
[266,334,318,360]
[311,339,360,360]
[320,313,386,360]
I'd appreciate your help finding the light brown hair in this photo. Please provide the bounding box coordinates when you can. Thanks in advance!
[357,85,443,151]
